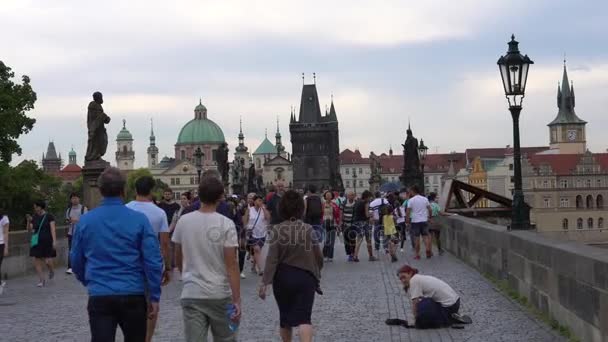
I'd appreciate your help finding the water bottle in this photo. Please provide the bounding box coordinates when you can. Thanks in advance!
[226,303,239,332]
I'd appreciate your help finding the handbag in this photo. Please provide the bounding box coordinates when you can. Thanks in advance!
[30,214,47,248]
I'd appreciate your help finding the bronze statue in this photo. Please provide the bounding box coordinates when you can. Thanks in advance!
[232,157,242,186]
[247,163,257,193]
[217,143,229,184]
[402,127,420,173]
[85,92,111,162]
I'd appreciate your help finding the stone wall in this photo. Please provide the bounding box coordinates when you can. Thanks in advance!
[2,227,69,280]
[441,216,608,342]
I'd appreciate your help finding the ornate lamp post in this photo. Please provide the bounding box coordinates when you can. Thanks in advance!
[497,34,534,230]
[418,139,428,193]
[193,147,204,184]
[353,168,358,196]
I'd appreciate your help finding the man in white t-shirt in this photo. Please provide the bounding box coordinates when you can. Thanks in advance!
[125,176,171,342]
[406,185,432,259]
[172,176,240,342]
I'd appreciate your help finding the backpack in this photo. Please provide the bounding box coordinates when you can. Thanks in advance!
[305,195,323,224]
[67,205,86,218]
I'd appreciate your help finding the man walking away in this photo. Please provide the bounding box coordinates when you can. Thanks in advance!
[266,181,286,225]
[172,176,241,342]
[369,192,389,253]
[304,184,323,243]
[71,167,163,342]
[406,185,433,260]
[126,176,172,342]
[340,192,357,261]
[65,193,87,275]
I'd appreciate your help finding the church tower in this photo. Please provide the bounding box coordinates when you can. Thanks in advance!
[275,117,285,157]
[42,141,62,174]
[147,119,159,168]
[234,117,251,168]
[548,62,587,154]
[116,119,135,170]
[68,147,77,165]
[289,75,341,191]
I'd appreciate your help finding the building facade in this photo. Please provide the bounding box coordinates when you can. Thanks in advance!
[290,81,341,191]
[340,149,371,195]
[42,142,62,174]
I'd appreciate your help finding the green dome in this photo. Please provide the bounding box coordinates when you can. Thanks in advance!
[177,118,225,145]
[68,148,76,157]
[117,119,133,141]
[253,137,277,155]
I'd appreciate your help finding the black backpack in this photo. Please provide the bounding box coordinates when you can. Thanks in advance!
[305,195,323,224]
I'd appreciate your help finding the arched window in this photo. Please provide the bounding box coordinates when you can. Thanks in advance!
[256,158,261,169]
[586,195,594,209]
[599,218,604,229]
[597,195,604,209]
[577,218,583,229]
[180,150,186,160]
[562,218,568,230]
[586,179,592,188]
[576,195,583,209]
[588,218,594,229]
[123,145,128,153]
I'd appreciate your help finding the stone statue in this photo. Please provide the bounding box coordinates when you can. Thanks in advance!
[232,157,242,186]
[247,163,257,193]
[256,174,265,194]
[217,143,229,184]
[85,92,111,162]
[402,127,420,173]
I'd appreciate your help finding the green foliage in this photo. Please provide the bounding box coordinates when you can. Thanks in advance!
[0,61,37,163]
[0,160,64,229]
[125,168,168,201]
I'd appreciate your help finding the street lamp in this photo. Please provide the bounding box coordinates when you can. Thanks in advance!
[418,139,428,193]
[497,34,533,230]
[353,168,358,196]
[193,147,204,184]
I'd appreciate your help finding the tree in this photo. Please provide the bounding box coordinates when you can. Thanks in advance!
[125,168,168,201]
[0,61,37,163]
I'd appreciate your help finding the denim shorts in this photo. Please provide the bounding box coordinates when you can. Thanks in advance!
[410,222,429,237]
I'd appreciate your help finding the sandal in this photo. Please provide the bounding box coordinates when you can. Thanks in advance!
[385,318,412,328]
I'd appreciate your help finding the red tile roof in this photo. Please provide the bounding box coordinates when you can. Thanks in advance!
[373,153,466,174]
[340,149,370,165]
[526,153,608,175]
[58,164,82,181]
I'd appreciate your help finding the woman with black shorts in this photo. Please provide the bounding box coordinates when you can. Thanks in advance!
[259,190,323,342]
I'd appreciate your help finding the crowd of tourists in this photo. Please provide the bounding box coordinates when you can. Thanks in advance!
[0,166,471,341]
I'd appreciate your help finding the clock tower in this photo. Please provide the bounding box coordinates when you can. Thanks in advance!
[548,62,587,154]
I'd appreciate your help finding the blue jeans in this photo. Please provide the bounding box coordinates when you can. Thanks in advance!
[373,221,388,251]
[311,224,324,244]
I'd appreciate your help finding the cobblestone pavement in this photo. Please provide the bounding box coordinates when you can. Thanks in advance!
[0,240,563,342]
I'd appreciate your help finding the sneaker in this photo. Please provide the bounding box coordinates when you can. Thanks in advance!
[400,248,404,253]
[414,255,421,260]
[369,256,378,262]
[240,273,246,279]
[0,281,6,287]
[391,255,398,263]
[48,270,55,280]
[426,251,433,259]
[347,255,354,262]
[36,281,45,287]
[353,257,360,263]
[327,258,333,263]
[65,268,73,275]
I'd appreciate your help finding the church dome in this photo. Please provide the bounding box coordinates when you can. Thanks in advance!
[117,119,133,141]
[176,101,225,145]
[68,148,76,157]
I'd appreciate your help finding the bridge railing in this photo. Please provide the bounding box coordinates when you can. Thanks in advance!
[441,215,608,342]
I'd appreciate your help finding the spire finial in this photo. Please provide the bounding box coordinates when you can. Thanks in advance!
[265,128,268,138]
[276,116,280,133]
[123,118,126,128]
[150,118,154,136]
[239,116,243,134]
[313,72,316,84]
[408,117,411,131]
[331,93,334,103]
[564,52,567,67]
[302,73,305,85]
[511,33,515,41]
[199,97,202,105]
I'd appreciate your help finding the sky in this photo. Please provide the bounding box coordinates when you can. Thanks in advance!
[2,0,607,167]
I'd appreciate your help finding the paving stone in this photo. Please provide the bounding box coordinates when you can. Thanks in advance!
[0,241,564,341]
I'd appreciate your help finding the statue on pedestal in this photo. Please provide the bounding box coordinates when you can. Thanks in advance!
[247,163,257,193]
[217,143,229,185]
[85,92,111,162]
[400,125,424,192]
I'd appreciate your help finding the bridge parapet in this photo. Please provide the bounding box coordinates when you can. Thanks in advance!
[441,216,608,342]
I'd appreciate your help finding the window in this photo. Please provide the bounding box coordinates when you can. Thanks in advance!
[542,180,549,188]
[175,178,181,185]
[560,179,568,188]
[562,218,568,230]
[425,176,429,184]
[212,149,218,161]
[190,177,195,185]
[543,198,551,208]
[597,195,604,209]
[586,195,594,209]
[586,179,592,188]
[345,168,350,174]
[352,168,356,175]
[560,198,569,208]
[577,179,582,188]
[170,178,175,185]
[598,179,602,187]
[345,180,350,187]
[510,176,515,183]
[599,217,604,229]
[509,164,514,171]
[588,218,594,229]
[123,145,128,152]
[175,192,181,199]
[577,218,583,229]
[359,180,363,187]
[359,168,363,174]
[576,195,583,209]
[180,150,186,160]
[256,159,261,169]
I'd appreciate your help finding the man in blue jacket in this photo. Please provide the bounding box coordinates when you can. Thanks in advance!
[71,167,163,342]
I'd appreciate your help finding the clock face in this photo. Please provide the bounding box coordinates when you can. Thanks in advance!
[567,130,577,141]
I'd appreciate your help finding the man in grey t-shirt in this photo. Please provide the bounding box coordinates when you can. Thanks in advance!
[65,193,87,274]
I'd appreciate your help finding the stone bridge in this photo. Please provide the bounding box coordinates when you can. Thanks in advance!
[1,216,605,341]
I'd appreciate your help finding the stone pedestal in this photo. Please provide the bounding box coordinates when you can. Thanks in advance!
[231,184,244,197]
[82,160,110,209]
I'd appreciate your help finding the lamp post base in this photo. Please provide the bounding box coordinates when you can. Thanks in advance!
[510,189,530,230]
